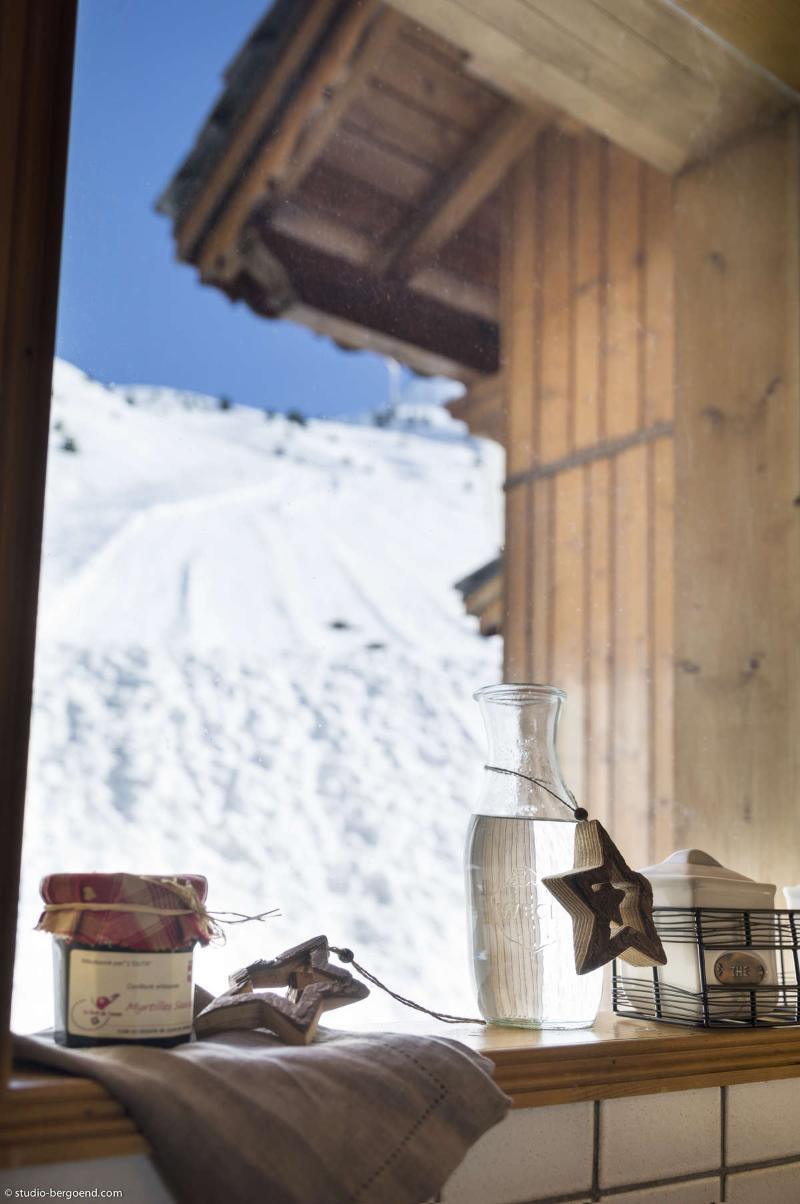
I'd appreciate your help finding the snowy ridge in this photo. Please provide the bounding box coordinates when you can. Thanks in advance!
[15,360,503,1030]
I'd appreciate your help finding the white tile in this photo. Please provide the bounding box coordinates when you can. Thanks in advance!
[599,1089,720,1188]
[726,1160,800,1203]
[727,1078,800,1164]
[442,1102,593,1204]
[601,1177,720,1202]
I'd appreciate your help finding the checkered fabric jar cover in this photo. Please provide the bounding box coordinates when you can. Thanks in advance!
[37,872,213,950]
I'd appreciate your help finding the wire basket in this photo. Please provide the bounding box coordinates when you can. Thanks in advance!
[613,907,800,1028]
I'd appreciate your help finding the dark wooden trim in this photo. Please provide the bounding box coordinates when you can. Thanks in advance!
[505,421,673,491]
[0,0,77,1081]
[235,226,500,375]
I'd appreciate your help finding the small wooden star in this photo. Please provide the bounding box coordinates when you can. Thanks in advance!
[195,936,369,1045]
[542,820,667,975]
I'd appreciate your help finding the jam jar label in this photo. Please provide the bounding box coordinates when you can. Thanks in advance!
[67,949,194,1039]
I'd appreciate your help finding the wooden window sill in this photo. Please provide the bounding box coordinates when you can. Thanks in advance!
[4,1014,800,1168]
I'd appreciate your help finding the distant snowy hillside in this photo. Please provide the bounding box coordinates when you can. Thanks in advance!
[15,360,503,1031]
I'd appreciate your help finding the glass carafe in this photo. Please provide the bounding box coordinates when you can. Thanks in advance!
[465,684,602,1029]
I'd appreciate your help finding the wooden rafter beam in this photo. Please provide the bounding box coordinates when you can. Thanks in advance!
[374,105,549,277]
[226,226,499,376]
[285,302,485,381]
[197,0,379,280]
[410,266,498,322]
[277,7,404,197]
[176,0,339,260]
[385,0,792,174]
[267,205,499,323]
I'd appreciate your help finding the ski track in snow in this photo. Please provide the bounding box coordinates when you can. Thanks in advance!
[14,359,503,1032]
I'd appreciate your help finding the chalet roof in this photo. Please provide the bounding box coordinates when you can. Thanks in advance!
[158,0,556,383]
[158,0,314,224]
[454,555,502,601]
[159,0,796,395]
[454,555,503,638]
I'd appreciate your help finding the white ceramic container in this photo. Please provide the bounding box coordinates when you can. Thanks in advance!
[784,885,800,910]
[620,849,778,1020]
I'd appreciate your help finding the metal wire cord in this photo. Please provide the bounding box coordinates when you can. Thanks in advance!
[325,772,588,1026]
[483,764,588,819]
[330,947,486,1026]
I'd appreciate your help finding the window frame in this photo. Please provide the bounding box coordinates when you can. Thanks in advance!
[0,0,77,1082]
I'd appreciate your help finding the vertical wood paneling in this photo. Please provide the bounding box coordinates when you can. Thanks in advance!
[605,146,642,440]
[643,166,674,426]
[502,129,674,864]
[613,444,650,867]
[551,467,585,800]
[503,483,530,680]
[539,131,573,462]
[505,152,538,478]
[529,478,552,681]
[586,458,613,826]
[500,166,531,680]
[574,135,603,451]
[651,436,674,860]
[674,116,800,889]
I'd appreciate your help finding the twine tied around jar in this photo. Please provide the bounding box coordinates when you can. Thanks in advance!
[38,874,279,945]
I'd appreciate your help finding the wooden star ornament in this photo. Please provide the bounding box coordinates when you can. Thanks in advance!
[195,935,369,1045]
[542,820,667,975]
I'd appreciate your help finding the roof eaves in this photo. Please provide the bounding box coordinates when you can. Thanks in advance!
[155,0,314,222]
[454,555,503,599]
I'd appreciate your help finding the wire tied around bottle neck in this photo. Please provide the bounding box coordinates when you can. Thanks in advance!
[483,765,588,820]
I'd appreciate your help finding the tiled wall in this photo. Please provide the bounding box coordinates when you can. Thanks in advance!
[3,1080,799,1203]
[441,1077,800,1203]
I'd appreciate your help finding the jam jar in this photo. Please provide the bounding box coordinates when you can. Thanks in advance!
[37,873,213,1047]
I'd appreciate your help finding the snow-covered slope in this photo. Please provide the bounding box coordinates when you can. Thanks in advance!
[14,360,503,1031]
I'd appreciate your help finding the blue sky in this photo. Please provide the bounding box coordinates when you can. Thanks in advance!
[55,0,393,415]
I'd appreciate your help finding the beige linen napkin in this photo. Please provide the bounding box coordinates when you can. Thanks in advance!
[14,1023,510,1204]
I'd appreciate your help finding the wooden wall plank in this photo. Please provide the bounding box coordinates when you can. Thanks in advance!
[529,479,552,681]
[574,136,604,451]
[538,131,573,462]
[643,166,674,427]
[612,443,650,867]
[674,115,800,889]
[586,459,613,827]
[500,128,675,864]
[605,146,642,440]
[503,483,530,680]
[504,152,538,477]
[551,468,586,801]
[651,436,674,860]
